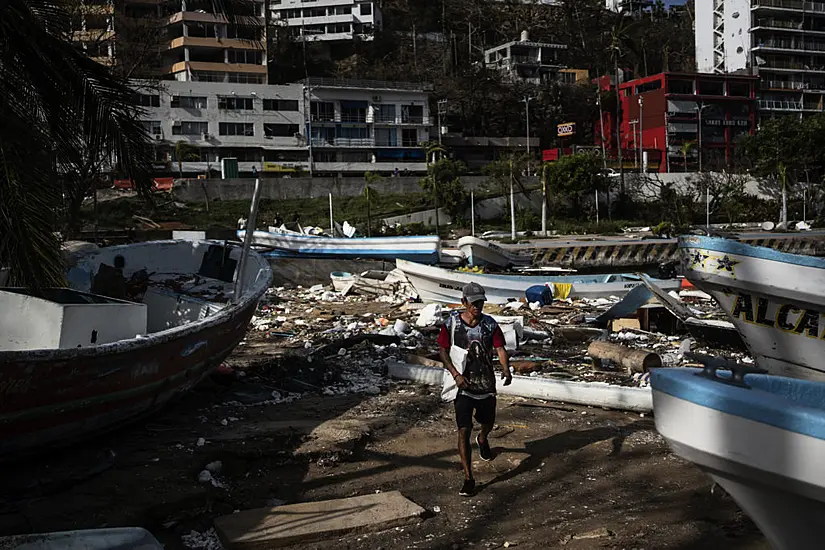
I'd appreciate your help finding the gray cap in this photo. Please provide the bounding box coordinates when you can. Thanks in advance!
[462,282,487,303]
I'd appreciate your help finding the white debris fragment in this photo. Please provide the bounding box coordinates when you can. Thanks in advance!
[338,348,348,356]
[196,438,206,447]
[205,460,223,474]
[416,303,443,327]
[393,319,410,334]
[504,301,525,311]
[198,470,213,484]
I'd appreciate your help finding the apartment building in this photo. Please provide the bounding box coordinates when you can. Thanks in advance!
[596,72,757,172]
[133,77,432,177]
[270,0,381,42]
[307,78,431,175]
[484,32,568,85]
[71,0,267,84]
[697,0,825,115]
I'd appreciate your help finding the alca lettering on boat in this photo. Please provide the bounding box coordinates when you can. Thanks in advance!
[439,282,463,291]
[727,292,823,339]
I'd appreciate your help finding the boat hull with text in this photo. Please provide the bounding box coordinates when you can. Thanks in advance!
[396,259,681,304]
[679,235,825,381]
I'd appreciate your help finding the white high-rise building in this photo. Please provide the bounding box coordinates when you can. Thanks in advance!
[696,0,750,74]
[271,0,381,43]
[696,0,825,115]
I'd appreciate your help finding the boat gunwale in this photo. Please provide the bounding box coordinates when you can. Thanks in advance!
[679,235,825,270]
[0,240,272,362]
[651,367,825,442]
[240,230,441,244]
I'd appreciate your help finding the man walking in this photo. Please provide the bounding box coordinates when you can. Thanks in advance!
[438,282,512,496]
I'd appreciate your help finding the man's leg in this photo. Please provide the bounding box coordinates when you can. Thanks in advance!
[454,396,476,495]
[475,397,496,461]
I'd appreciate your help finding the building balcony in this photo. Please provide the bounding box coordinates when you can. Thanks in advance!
[72,30,114,41]
[759,58,825,72]
[311,114,432,125]
[305,77,433,92]
[753,40,825,53]
[753,0,825,14]
[167,11,264,25]
[313,161,427,173]
[167,36,264,51]
[167,61,267,74]
[311,138,374,147]
[759,98,806,109]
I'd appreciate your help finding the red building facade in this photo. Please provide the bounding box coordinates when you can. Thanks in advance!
[595,72,758,173]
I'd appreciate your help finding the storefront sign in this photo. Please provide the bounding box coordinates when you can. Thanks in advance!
[557,122,576,137]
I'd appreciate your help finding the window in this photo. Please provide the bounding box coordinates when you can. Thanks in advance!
[228,73,265,84]
[341,151,371,162]
[668,79,694,95]
[728,82,751,97]
[401,105,424,124]
[218,96,254,110]
[635,80,662,94]
[375,104,396,123]
[134,93,160,107]
[360,2,372,15]
[341,105,366,123]
[171,95,207,109]
[172,121,209,135]
[263,99,299,111]
[402,128,418,147]
[264,123,300,137]
[311,127,336,144]
[192,71,225,82]
[219,122,255,136]
[328,23,351,34]
[698,80,725,96]
[227,49,263,64]
[375,127,397,146]
[311,101,335,121]
[313,151,337,162]
[142,120,162,135]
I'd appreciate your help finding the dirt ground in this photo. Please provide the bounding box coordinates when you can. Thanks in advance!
[0,354,769,550]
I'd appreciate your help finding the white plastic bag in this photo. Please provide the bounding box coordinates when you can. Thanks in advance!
[441,318,468,402]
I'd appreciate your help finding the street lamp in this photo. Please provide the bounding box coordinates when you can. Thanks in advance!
[522,96,534,158]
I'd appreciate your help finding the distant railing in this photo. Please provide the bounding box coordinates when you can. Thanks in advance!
[311,137,374,147]
[759,99,804,110]
[753,0,825,12]
[305,77,433,92]
[756,39,825,52]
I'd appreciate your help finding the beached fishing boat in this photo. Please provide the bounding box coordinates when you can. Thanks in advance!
[0,240,271,455]
[396,259,681,304]
[651,355,825,550]
[679,234,825,381]
[458,236,531,268]
[238,229,441,264]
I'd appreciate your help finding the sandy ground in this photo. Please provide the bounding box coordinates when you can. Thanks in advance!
[0,354,769,550]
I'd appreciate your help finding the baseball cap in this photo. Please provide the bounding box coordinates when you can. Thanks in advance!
[462,282,487,303]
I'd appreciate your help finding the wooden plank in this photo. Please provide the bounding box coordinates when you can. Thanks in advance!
[214,491,425,549]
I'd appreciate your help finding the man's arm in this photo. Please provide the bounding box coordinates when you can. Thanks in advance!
[496,346,512,386]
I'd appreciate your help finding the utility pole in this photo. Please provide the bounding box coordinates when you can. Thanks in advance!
[522,95,533,174]
[629,119,639,168]
[697,102,705,173]
[638,96,644,174]
[596,93,608,171]
[437,99,447,145]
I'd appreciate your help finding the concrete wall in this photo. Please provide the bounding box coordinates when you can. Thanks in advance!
[383,207,452,227]
[173,175,524,202]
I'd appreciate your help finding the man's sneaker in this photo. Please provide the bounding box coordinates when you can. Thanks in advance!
[477,434,493,462]
[459,478,475,497]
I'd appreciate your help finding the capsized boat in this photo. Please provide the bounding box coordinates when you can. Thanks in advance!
[679,234,825,381]
[0,240,271,455]
[651,354,825,550]
[458,236,531,268]
[238,229,441,264]
[396,259,681,304]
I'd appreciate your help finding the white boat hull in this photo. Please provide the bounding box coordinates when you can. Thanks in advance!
[396,259,681,304]
[680,235,825,381]
[239,230,441,264]
[458,236,532,268]
[653,380,825,550]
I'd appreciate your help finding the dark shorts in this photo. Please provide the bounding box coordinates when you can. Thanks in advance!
[454,394,496,430]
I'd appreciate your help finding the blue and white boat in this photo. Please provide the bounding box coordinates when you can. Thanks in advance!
[679,235,825,381]
[238,229,442,264]
[396,259,682,304]
[651,357,825,550]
